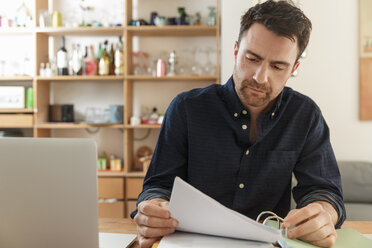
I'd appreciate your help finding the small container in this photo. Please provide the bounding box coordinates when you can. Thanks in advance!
[26,88,33,109]
[156,59,166,77]
[130,116,141,125]
[52,11,62,27]
[110,159,122,171]
[97,158,107,170]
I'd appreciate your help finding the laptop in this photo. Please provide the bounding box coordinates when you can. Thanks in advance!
[0,138,99,248]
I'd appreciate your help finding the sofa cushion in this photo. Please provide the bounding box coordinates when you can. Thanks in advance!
[344,202,372,221]
[338,161,372,203]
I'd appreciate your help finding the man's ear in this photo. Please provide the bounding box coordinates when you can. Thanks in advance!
[291,61,300,74]
[234,41,239,60]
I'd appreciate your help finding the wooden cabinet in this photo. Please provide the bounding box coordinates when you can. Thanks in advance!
[126,177,144,199]
[98,178,124,199]
[98,201,125,218]
[1,0,220,217]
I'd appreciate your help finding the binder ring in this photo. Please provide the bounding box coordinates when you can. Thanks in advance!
[256,211,288,238]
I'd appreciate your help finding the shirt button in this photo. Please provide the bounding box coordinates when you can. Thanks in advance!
[239,183,245,189]
[245,149,250,155]
[234,113,238,117]
[271,112,275,117]
[242,110,248,115]
[242,124,248,130]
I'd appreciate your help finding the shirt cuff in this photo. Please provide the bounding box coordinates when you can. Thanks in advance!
[130,187,171,219]
[296,190,346,229]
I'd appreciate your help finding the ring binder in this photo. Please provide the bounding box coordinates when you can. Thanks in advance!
[256,211,290,248]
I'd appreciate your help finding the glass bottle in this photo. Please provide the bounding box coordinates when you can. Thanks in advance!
[207,6,216,26]
[85,45,97,75]
[114,36,124,76]
[109,43,115,75]
[99,40,110,76]
[57,36,68,75]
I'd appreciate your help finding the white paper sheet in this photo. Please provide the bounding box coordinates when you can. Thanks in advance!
[365,234,372,240]
[99,233,137,248]
[168,177,281,243]
[158,232,275,248]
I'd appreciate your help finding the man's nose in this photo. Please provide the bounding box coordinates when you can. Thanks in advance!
[253,64,269,84]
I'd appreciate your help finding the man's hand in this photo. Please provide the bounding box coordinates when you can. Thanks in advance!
[282,201,338,248]
[133,198,178,248]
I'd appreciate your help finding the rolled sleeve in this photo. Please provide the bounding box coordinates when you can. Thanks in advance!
[130,187,171,219]
[296,190,346,229]
[293,107,346,228]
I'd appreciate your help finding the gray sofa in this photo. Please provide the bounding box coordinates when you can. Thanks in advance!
[291,161,372,221]
[338,161,372,221]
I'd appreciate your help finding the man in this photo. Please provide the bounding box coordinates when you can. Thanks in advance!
[132,1,346,248]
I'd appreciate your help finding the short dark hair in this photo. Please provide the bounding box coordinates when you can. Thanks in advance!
[238,0,312,62]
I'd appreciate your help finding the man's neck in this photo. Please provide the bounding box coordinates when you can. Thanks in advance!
[245,100,275,120]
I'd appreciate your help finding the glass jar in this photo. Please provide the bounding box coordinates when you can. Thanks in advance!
[208,6,216,26]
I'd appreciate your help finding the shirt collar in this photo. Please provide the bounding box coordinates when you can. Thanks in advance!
[221,76,247,117]
[221,75,286,118]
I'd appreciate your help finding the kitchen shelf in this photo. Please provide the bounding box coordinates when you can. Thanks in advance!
[36,76,125,81]
[126,25,217,36]
[126,75,217,82]
[0,109,34,113]
[36,123,125,129]
[35,26,124,36]
[98,170,125,177]
[125,124,161,129]
[0,76,33,81]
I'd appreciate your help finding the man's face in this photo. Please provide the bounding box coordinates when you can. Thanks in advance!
[233,23,300,110]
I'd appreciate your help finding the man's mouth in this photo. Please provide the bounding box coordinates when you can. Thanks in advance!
[248,87,265,94]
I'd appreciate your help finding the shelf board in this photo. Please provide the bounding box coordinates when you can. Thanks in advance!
[124,172,146,177]
[35,26,124,36]
[0,27,34,35]
[125,124,161,129]
[36,76,125,81]
[98,170,125,177]
[0,108,34,113]
[0,76,33,81]
[36,123,124,129]
[126,25,217,36]
[126,75,218,82]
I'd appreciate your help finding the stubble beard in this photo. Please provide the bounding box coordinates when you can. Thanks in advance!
[237,78,272,108]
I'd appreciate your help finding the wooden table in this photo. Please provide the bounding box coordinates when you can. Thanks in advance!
[99,218,372,248]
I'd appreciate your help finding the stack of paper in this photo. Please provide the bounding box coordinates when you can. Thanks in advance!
[158,177,281,247]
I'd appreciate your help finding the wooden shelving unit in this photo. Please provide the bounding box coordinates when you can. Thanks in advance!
[35,75,125,81]
[35,26,124,36]
[36,123,125,129]
[126,75,217,81]
[125,124,161,129]
[2,0,220,218]
[0,76,33,81]
[0,109,34,113]
[126,25,217,36]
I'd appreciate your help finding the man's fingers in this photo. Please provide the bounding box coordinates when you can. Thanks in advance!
[283,203,323,228]
[298,224,336,242]
[135,214,178,228]
[138,234,159,248]
[138,201,170,218]
[137,225,176,238]
[310,233,337,248]
[287,211,330,239]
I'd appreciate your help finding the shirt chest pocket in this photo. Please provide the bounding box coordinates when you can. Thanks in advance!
[251,150,297,184]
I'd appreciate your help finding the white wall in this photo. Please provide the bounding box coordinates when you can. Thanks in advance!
[221,0,372,161]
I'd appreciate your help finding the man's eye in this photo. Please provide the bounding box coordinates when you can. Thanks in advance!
[246,57,257,62]
[273,65,284,71]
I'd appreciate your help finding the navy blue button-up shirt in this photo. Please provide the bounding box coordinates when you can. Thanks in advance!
[132,76,346,228]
